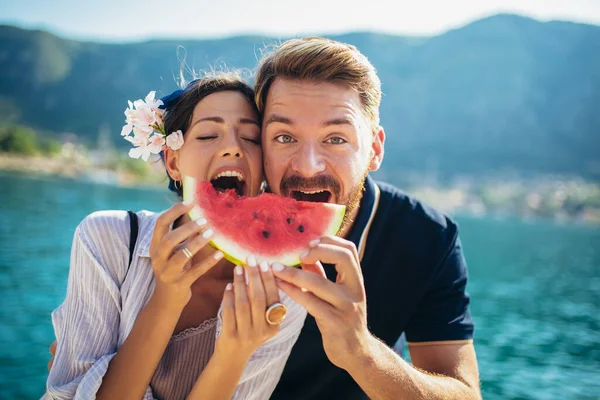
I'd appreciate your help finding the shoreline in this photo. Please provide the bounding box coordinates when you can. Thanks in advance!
[0,153,165,190]
[2,153,599,226]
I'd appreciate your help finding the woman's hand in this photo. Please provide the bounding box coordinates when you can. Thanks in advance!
[216,257,282,359]
[150,202,224,310]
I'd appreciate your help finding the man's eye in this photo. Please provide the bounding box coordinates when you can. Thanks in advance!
[196,136,217,141]
[244,137,260,145]
[275,134,296,144]
[326,137,346,145]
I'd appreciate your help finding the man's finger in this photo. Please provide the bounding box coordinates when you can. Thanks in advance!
[272,264,347,308]
[301,261,327,278]
[150,202,194,256]
[300,243,364,293]
[315,236,360,263]
[277,280,335,320]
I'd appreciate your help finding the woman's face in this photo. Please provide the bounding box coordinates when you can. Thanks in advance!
[165,90,263,197]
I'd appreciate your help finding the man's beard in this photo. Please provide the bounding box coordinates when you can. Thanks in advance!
[279,168,369,236]
[338,169,368,235]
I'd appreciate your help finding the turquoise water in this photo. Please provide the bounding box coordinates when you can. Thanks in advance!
[1,172,599,399]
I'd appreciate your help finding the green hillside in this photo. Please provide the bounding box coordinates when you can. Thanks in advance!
[1,14,599,180]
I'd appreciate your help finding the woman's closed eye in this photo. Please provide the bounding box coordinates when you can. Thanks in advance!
[243,136,261,145]
[196,135,218,141]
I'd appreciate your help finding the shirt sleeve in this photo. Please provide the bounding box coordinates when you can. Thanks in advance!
[43,213,156,400]
[404,233,474,344]
[216,290,307,400]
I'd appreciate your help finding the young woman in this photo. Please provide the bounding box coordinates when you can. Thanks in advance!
[44,73,306,400]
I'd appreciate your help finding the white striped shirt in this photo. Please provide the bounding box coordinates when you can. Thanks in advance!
[43,210,307,400]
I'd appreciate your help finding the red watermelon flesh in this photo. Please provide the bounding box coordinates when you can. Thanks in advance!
[183,177,346,266]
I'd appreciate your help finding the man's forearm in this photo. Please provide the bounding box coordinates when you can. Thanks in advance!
[345,335,481,400]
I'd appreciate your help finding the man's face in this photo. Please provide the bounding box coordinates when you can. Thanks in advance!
[261,78,384,231]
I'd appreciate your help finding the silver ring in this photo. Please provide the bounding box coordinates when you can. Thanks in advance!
[181,247,193,260]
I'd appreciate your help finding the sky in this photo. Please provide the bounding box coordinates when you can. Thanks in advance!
[1,0,599,42]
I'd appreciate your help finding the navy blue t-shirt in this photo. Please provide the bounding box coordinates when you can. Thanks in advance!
[271,176,474,400]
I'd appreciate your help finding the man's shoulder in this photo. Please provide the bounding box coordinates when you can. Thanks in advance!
[374,180,458,239]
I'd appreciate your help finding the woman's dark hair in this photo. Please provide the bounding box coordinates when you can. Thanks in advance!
[160,71,259,197]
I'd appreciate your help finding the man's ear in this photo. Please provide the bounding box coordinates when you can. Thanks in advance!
[163,147,181,182]
[369,126,385,172]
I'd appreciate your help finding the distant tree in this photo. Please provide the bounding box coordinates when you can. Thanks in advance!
[119,155,151,178]
[40,137,62,156]
[0,125,39,155]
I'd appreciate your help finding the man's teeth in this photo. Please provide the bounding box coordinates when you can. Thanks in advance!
[213,170,244,181]
[300,190,326,194]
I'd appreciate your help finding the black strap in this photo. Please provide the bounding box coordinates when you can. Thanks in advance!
[126,210,139,272]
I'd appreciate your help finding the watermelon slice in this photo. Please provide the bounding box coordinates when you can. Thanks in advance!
[183,176,345,266]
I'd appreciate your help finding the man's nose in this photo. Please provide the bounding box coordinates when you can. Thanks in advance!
[291,144,326,177]
[220,134,243,159]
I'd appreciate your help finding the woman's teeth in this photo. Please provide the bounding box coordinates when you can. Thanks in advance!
[213,170,244,181]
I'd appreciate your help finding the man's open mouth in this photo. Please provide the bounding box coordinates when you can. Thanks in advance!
[210,170,247,196]
[291,189,332,203]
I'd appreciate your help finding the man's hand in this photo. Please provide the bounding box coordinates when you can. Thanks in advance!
[48,340,57,371]
[273,235,371,370]
[274,236,481,400]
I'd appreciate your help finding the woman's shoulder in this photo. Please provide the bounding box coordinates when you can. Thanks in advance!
[78,209,157,232]
[73,210,158,282]
[77,210,154,239]
[75,210,158,259]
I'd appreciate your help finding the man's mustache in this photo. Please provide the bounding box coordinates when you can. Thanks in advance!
[280,175,341,198]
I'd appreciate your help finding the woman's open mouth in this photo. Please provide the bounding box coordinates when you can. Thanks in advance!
[210,170,247,197]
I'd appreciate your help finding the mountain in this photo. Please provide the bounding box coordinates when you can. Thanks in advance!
[1,14,599,181]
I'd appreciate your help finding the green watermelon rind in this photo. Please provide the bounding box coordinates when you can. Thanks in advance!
[182,175,345,267]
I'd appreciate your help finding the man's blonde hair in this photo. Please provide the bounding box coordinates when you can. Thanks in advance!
[254,37,382,130]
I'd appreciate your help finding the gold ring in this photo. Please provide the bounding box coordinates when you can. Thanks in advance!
[181,247,193,260]
[265,302,287,325]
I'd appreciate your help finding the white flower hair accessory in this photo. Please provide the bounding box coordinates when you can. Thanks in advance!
[121,91,184,161]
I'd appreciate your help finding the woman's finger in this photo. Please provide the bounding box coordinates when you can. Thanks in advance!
[259,261,280,308]
[221,283,236,335]
[168,227,214,273]
[246,257,267,329]
[150,202,194,257]
[157,218,208,262]
[181,249,224,286]
[233,265,251,332]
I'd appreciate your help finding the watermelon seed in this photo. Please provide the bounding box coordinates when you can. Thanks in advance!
[298,225,304,233]
[252,212,258,219]
[262,231,270,238]
[286,218,292,224]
